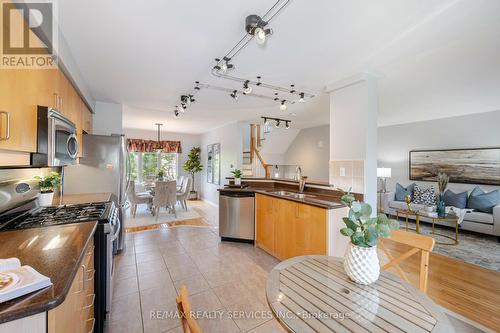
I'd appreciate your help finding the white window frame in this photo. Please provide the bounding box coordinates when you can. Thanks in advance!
[132,152,178,183]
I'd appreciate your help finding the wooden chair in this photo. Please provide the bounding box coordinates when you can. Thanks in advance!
[379,230,435,293]
[176,286,202,333]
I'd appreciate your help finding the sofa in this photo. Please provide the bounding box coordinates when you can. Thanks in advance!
[382,192,500,239]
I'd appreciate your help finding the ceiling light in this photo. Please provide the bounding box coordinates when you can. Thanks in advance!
[285,121,290,129]
[299,92,305,103]
[256,76,262,86]
[176,105,185,113]
[181,95,190,106]
[290,84,296,94]
[263,118,269,126]
[245,15,273,45]
[174,110,179,118]
[230,90,238,100]
[275,120,280,128]
[243,80,252,95]
[214,57,234,73]
[280,100,287,111]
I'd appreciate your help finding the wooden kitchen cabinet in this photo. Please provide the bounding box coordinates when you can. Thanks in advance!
[256,194,327,260]
[48,240,95,333]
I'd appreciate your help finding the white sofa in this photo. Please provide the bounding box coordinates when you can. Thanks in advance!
[381,192,500,239]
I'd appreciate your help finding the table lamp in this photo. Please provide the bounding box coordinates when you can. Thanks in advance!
[377,167,392,193]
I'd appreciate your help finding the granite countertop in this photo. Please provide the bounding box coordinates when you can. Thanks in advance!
[218,186,345,209]
[0,221,97,324]
[52,192,113,205]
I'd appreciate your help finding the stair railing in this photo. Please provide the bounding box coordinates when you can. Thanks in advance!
[249,124,271,178]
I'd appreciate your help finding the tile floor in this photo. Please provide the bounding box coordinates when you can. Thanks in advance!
[108,222,287,333]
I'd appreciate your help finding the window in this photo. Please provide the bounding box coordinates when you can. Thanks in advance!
[128,152,178,183]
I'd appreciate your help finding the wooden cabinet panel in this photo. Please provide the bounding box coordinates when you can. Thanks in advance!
[256,194,327,260]
[48,240,94,333]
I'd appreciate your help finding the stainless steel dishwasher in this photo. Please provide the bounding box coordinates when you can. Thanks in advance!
[219,190,255,242]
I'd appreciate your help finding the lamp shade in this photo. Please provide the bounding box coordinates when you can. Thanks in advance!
[377,167,391,178]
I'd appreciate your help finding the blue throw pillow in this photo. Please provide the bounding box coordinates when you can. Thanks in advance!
[469,186,484,197]
[467,188,500,213]
[395,183,415,202]
[443,190,468,209]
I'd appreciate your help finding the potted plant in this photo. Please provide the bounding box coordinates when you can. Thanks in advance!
[231,169,242,186]
[436,172,449,217]
[157,170,165,181]
[339,189,399,285]
[35,172,61,207]
[183,147,203,200]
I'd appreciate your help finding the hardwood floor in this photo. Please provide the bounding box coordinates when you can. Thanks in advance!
[382,239,500,332]
[195,200,500,331]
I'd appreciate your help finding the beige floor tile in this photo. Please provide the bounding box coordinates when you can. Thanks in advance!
[212,281,252,308]
[167,262,200,281]
[173,274,210,296]
[140,285,177,307]
[115,253,136,267]
[110,292,141,323]
[113,276,139,298]
[141,298,181,333]
[196,311,241,333]
[160,246,187,258]
[202,266,239,288]
[137,258,167,276]
[134,243,159,255]
[115,263,137,281]
[247,318,288,333]
[138,269,174,291]
[189,289,224,312]
[226,298,272,332]
[136,251,163,264]
[107,318,143,333]
[165,326,184,333]
[163,253,194,267]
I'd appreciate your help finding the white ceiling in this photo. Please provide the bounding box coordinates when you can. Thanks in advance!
[58,0,500,134]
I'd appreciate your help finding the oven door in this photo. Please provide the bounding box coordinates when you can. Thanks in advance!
[48,112,78,166]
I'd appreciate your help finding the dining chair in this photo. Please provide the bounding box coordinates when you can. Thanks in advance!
[379,230,435,293]
[177,177,191,211]
[177,175,185,191]
[176,286,202,333]
[152,180,177,220]
[126,180,153,218]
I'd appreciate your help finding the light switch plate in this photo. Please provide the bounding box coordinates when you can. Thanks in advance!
[340,167,346,177]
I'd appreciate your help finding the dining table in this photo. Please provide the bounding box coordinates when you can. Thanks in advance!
[266,255,454,333]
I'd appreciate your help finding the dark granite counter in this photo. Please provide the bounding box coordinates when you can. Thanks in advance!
[218,180,354,209]
[0,221,97,323]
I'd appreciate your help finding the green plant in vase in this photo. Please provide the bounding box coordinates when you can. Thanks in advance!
[338,188,399,285]
[157,170,165,180]
[231,169,242,186]
[34,172,61,206]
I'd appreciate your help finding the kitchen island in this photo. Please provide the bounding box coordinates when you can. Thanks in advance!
[0,221,97,332]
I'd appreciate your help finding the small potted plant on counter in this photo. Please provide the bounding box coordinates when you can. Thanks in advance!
[35,172,61,207]
[231,169,242,186]
[339,189,399,285]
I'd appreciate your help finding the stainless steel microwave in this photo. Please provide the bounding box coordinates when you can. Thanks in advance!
[31,106,79,167]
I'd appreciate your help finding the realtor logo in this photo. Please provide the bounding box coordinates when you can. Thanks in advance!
[1,0,58,69]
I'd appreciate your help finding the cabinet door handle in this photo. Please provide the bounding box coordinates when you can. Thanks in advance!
[53,93,58,109]
[86,268,96,282]
[82,264,87,291]
[82,293,95,309]
[0,111,10,140]
[86,318,95,333]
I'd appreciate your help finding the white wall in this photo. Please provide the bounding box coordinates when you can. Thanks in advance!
[200,122,244,205]
[92,102,123,136]
[284,125,330,182]
[378,110,500,193]
[123,128,202,191]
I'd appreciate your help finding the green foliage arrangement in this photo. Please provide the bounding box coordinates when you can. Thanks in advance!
[35,172,61,193]
[157,170,165,178]
[183,147,203,191]
[231,169,242,178]
[339,189,399,248]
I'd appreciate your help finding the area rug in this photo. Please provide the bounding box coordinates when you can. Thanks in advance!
[400,220,500,272]
[124,205,203,230]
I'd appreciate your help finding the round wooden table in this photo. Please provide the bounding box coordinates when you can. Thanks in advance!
[266,255,454,333]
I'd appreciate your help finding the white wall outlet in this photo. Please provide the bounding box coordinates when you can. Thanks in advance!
[340,167,346,177]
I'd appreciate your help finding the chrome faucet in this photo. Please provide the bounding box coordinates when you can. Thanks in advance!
[296,166,307,193]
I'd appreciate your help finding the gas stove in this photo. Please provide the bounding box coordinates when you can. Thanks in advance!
[0,202,113,231]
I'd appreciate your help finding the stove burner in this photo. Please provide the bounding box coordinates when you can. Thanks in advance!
[2,202,110,230]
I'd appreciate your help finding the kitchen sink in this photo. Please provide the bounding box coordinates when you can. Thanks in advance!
[268,191,315,199]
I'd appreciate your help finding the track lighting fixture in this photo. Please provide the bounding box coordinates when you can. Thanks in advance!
[181,95,190,106]
[214,57,234,73]
[256,76,262,86]
[174,110,179,118]
[245,15,272,45]
[263,117,269,126]
[299,92,305,103]
[285,121,290,129]
[261,116,291,129]
[275,120,280,128]
[290,84,296,94]
[243,80,252,95]
[280,100,287,111]
[230,90,238,100]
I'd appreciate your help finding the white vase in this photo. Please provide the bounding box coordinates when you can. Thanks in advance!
[38,192,54,207]
[344,242,380,285]
[234,178,241,186]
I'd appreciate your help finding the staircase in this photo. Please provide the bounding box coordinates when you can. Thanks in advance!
[244,124,271,178]
[242,151,253,176]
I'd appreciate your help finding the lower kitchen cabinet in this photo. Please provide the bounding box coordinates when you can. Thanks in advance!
[256,194,327,260]
[47,240,95,333]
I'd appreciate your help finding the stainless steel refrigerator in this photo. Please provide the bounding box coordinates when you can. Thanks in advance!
[63,134,129,252]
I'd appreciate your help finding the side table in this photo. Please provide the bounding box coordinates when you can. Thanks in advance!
[395,209,421,233]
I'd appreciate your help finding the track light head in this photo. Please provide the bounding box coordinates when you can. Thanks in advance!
[230,90,238,100]
[176,105,185,113]
[264,118,269,126]
[285,121,290,129]
[275,120,280,128]
[290,84,296,94]
[243,80,252,95]
[299,92,305,103]
[174,110,179,118]
[256,76,262,86]
[280,100,287,111]
[245,14,272,44]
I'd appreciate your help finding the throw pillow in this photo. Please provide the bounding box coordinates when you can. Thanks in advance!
[467,188,500,213]
[443,190,468,209]
[395,183,415,201]
[469,186,484,197]
[413,184,436,206]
